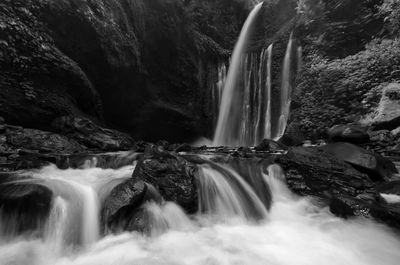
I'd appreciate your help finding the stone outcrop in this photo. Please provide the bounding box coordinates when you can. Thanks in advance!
[327,124,370,144]
[370,83,400,131]
[321,142,398,181]
[0,0,233,142]
[52,116,134,151]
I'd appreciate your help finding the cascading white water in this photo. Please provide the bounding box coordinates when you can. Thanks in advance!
[277,33,294,139]
[211,63,227,125]
[144,202,194,236]
[1,161,400,265]
[264,44,273,139]
[4,164,135,248]
[213,2,264,146]
[213,45,275,146]
[197,164,267,221]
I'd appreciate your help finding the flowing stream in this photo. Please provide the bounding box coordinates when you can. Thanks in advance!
[1,160,400,265]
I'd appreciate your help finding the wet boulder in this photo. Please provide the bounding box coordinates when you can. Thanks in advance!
[327,124,370,144]
[132,147,198,213]
[101,179,147,231]
[52,116,134,151]
[0,174,53,234]
[321,143,398,181]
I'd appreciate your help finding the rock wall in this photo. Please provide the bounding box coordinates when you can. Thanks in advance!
[1,0,239,142]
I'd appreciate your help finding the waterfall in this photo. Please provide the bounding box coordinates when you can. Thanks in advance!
[277,33,294,139]
[213,46,274,146]
[264,44,273,140]
[212,2,296,146]
[213,2,264,147]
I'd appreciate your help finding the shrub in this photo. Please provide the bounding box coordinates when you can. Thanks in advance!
[293,38,400,138]
[379,0,400,35]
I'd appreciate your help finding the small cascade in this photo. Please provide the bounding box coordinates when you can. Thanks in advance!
[197,163,268,221]
[213,2,264,146]
[277,33,294,139]
[263,164,293,202]
[0,164,135,251]
[44,197,69,254]
[144,202,193,236]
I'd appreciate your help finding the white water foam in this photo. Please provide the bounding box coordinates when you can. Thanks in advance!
[1,164,400,265]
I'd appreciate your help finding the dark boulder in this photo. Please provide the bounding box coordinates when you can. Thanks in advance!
[0,174,53,234]
[132,147,198,213]
[327,124,370,144]
[101,179,147,232]
[102,175,165,232]
[321,143,398,181]
[52,116,134,151]
[255,139,288,152]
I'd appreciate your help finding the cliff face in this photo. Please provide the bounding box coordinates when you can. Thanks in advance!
[0,0,103,130]
[1,0,244,142]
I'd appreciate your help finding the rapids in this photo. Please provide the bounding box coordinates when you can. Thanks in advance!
[1,162,400,265]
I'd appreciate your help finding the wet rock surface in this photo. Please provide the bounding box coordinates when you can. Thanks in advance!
[0,117,136,172]
[102,179,147,232]
[52,116,134,151]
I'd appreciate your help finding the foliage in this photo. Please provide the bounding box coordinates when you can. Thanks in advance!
[293,39,400,138]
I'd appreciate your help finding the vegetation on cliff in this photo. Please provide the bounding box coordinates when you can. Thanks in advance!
[291,0,400,139]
